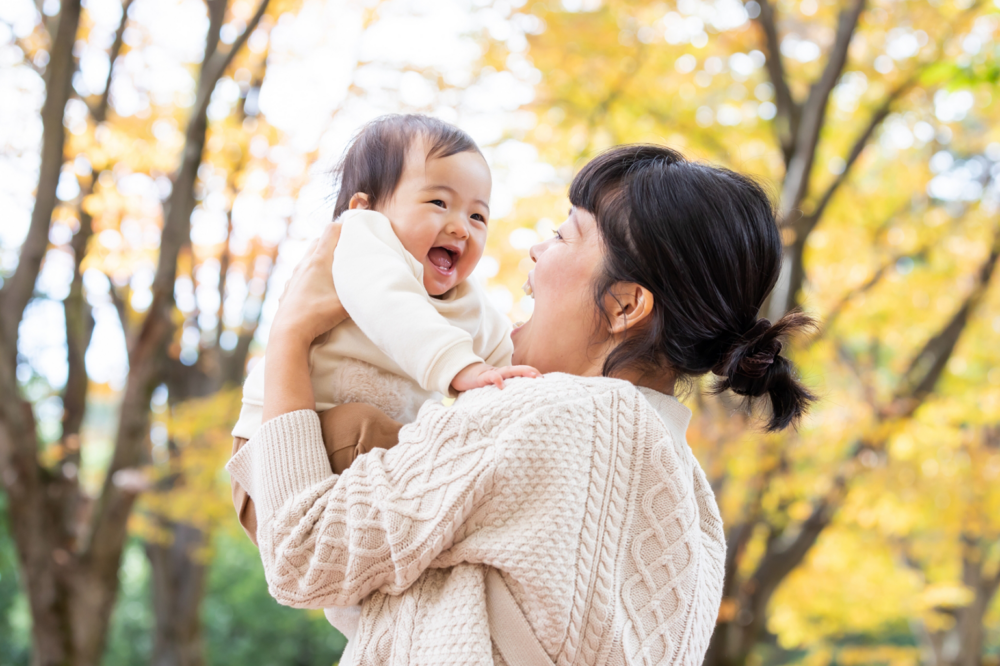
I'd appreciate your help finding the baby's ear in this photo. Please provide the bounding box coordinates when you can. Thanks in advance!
[348,193,371,210]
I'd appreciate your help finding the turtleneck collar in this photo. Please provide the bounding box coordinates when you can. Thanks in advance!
[636,386,692,446]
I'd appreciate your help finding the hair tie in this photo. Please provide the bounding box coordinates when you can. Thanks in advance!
[738,318,781,378]
[744,318,772,342]
[711,318,781,379]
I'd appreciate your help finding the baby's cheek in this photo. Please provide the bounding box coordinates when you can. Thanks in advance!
[392,217,437,260]
[421,269,442,294]
[397,231,428,261]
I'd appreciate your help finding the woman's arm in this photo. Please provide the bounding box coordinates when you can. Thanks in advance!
[249,404,496,609]
[262,222,348,423]
[244,378,608,611]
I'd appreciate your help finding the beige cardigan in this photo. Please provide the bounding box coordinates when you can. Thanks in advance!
[226,373,725,666]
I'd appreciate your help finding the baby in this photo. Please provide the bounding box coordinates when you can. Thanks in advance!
[229,114,537,653]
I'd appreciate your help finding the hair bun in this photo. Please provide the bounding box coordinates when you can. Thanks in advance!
[712,318,781,382]
[711,317,782,390]
[711,312,816,431]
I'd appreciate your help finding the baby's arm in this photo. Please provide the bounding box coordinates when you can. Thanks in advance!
[450,282,535,392]
[451,362,541,391]
[333,211,490,395]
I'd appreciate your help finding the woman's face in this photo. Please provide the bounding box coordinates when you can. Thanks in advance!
[511,207,610,376]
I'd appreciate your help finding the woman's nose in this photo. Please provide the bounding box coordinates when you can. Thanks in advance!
[529,241,544,263]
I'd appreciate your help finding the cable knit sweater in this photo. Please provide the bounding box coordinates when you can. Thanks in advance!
[226,373,726,666]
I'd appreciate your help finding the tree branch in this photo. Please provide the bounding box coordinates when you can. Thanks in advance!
[60,215,95,447]
[202,0,227,69]
[62,0,131,457]
[221,242,280,386]
[779,0,865,223]
[191,0,270,128]
[753,499,834,598]
[214,214,233,349]
[89,0,134,124]
[0,343,41,481]
[821,245,930,335]
[892,225,1000,412]
[578,43,648,160]
[986,565,1000,606]
[798,0,984,237]
[753,0,799,161]
[802,77,916,235]
[0,0,83,350]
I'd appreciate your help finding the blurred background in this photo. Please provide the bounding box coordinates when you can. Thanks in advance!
[1,0,999,664]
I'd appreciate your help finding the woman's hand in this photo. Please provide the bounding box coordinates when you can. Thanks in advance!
[262,222,347,423]
[270,222,348,348]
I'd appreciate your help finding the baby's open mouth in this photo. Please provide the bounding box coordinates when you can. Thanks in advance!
[428,246,459,273]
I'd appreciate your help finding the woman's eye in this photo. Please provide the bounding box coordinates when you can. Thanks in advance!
[429,199,446,208]
[553,230,564,240]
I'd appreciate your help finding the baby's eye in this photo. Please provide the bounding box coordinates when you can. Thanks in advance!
[471,213,486,223]
[429,199,446,208]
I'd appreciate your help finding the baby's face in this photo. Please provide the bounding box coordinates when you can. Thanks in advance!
[375,138,492,296]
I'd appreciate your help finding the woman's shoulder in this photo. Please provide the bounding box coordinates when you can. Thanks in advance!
[437,373,649,432]
[463,371,637,404]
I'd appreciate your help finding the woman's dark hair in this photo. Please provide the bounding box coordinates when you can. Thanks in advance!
[570,144,815,431]
[333,114,482,218]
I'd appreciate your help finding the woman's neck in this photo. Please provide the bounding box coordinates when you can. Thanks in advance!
[614,366,676,396]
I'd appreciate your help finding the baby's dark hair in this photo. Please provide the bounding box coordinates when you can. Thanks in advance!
[333,114,483,218]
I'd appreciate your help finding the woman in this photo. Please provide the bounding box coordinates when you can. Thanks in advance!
[227,145,814,666]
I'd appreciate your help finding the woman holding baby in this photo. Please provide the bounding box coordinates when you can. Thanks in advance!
[227,115,814,666]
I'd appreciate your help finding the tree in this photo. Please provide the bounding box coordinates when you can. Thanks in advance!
[0,0,274,661]
[485,0,1000,661]
[134,52,285,666]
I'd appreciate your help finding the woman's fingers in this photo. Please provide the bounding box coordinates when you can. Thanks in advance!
[308,221,342,270]
[279,236,321,305]
[270,222,351,344]
[320,221,342,254]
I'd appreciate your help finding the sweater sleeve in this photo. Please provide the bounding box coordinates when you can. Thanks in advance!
[333,210,484,396]
[236,400,498,610]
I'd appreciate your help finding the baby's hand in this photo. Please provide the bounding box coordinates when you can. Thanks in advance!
[451,362,541,392]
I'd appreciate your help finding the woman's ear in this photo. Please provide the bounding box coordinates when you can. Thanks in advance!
[603,283,655,335]
[348,193,371,210]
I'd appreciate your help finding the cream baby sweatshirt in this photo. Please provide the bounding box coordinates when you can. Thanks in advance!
[226,373,726,666]
[232,208,513,440]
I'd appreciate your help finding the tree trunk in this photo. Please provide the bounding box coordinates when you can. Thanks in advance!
[134,5,272,662]
[146,523,208,666]
[915,543,1000,666]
